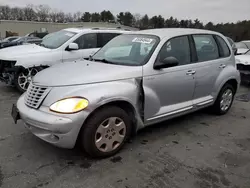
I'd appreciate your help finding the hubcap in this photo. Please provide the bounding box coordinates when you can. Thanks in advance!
[220,89,233,111]
[18,68,38,91]
[95,117,126,152]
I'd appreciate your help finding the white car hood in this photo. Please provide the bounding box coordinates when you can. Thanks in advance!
[235,55,250,65]
[33,60,143,87]
[0,44,51,60]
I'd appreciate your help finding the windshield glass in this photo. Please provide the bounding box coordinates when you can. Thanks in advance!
[92,34,159,66]
[40,30,77,49]
[236,42,248,49]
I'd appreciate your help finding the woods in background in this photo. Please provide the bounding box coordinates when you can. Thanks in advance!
[0,4,249,41]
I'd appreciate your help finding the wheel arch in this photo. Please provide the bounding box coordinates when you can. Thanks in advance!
[76,99,140,145]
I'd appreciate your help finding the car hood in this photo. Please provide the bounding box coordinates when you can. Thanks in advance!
[235,55,250,65]
[33,60,143,87]
[0,44,51,60]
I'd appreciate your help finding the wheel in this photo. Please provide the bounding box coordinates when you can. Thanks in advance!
[212,83,235,115]
[14,67,39,93]
[81,106,132,158]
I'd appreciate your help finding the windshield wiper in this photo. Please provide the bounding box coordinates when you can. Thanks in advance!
[92,58,116,64]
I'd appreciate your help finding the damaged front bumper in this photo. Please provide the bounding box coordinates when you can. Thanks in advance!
[0,59,18,85]
[237,64,250,83]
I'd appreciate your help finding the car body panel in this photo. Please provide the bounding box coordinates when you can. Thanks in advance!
[33,60,143,86]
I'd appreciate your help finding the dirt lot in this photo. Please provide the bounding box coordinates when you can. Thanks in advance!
[0,83,250,188]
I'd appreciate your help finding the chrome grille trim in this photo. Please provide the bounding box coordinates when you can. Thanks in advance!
[25,83,51,109]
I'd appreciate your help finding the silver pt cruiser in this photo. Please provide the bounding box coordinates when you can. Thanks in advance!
[12,28,240,158]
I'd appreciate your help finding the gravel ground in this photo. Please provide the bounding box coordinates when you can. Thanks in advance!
[0,83,250,188]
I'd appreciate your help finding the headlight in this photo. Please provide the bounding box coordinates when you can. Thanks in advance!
[50,97,88,114]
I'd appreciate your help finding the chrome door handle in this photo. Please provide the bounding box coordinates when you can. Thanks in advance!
[219,64,226,69]
[186,70,196,75]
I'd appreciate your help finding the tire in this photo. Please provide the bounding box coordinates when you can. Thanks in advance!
[81,106,132,158]
[14,67,39,93]
[211,83,235,115]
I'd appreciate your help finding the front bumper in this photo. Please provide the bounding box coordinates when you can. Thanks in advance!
[17,94,88,149]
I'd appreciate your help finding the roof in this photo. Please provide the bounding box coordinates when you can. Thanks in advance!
[63,27,131,34]
[131,28,221,39]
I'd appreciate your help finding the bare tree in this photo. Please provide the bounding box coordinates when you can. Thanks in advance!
[65,13,73,22]
[73,11,82,22]
[36,4,50,22]
[23,4,37,21]
[0,5,11,20]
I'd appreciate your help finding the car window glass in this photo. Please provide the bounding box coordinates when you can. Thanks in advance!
[92,34,159,66]
[74,33,97,49]
[193,35,219,62]
[245,42,250,49]
[99,33,120,47]
[158,36,191,66]
[235,42,248,49]
[215,36,230,57]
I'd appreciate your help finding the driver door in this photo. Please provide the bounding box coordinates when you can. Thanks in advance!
[143,35,196,124]
[62,33,98,62]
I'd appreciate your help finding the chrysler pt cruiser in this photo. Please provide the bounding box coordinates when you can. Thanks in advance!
[12,28,240,158]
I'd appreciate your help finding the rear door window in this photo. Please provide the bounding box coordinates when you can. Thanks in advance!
[74,33,97,49]
[98,33,121,47]
[193,35,219,62]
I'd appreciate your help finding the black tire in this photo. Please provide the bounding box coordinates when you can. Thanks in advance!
[211,83,235,115]
[80,106,132,158]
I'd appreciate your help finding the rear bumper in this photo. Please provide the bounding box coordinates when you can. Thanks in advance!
[17,94,88,149]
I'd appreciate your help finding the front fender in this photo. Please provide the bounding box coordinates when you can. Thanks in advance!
[42,79,143,129]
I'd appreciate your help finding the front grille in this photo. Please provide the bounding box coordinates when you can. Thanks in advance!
[25,83,50,109]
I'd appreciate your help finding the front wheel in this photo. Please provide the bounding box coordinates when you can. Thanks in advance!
[211,83,235,115]
[14,67,39,93]
[80,106,132,158]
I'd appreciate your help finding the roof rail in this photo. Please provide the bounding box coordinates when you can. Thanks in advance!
[91,27,130,31]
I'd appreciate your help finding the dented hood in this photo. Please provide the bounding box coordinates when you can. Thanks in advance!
[0,44,51,60]
[33,60,143,86]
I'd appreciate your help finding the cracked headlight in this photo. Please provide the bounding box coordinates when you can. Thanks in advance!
[50,97,88,114]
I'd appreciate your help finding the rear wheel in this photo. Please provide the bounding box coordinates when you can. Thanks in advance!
[81,106,132,158]
[211,83,235,115]
[14,67,39,93]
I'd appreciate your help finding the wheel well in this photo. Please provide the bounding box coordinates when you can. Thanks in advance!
[225,79,238,93]
[76,101,138,146]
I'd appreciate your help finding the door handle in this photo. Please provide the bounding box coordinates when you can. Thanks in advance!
[219,64,226,69]
[186,70,196,75]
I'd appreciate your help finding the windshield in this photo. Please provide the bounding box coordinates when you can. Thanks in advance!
[92,34,159,66]
[40,30,77,49]
[236,42,248,49]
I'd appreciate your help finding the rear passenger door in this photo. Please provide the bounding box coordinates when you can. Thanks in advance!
[192,34,231,107]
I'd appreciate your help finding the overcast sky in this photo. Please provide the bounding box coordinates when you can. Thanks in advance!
[1,0,250,23]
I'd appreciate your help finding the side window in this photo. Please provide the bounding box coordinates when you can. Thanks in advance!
[74,33,97,49]
[158,36,191,66]
[193,35,219,62]
[215,36,230,57]
[99,33,121,47]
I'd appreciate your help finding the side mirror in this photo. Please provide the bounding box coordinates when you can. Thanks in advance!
[66,43,79,51]
[154,56,179,70]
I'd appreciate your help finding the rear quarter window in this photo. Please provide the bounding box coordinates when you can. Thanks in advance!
[215,35,231,57]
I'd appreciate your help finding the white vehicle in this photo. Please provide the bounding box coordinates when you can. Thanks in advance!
[235,49,250,83]
[0,28,130,92]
